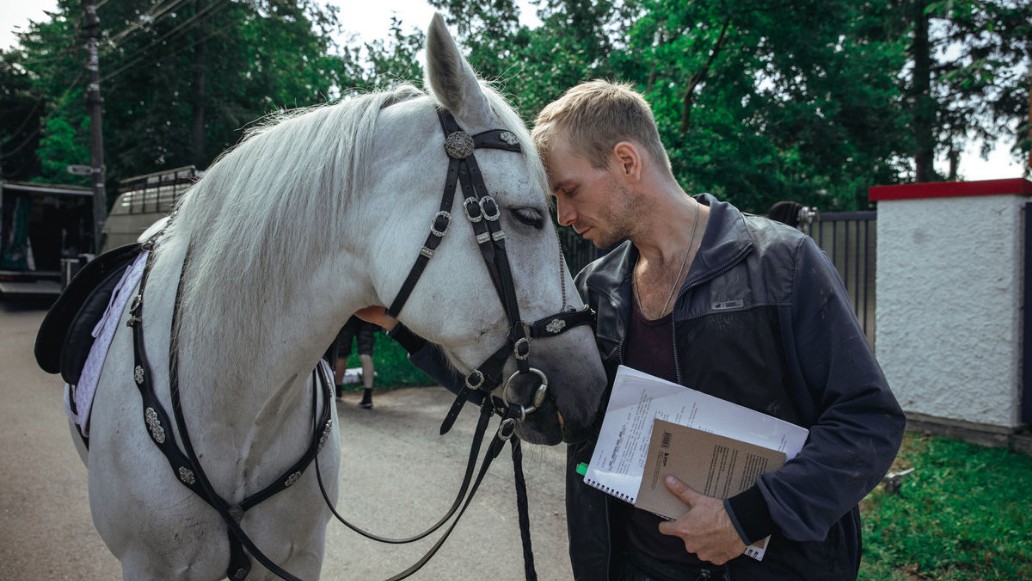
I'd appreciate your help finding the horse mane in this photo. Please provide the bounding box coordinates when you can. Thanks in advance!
[165,78,544,382]
[169,84,425,368]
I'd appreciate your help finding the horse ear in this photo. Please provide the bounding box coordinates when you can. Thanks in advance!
[425,13,495,129]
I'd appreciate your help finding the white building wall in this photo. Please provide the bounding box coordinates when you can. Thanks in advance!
[876,194,1025,428]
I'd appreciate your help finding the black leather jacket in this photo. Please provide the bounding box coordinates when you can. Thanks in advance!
[567,195,905,580]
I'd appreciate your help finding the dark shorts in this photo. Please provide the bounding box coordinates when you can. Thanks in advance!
[324,315,377,361]
[334,316,376,359]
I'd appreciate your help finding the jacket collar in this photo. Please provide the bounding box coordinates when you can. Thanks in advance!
[582,193,754,297]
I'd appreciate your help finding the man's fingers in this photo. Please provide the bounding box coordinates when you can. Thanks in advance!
[664,475,700,505]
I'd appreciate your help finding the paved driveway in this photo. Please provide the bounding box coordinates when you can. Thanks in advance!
[0,300,573,580]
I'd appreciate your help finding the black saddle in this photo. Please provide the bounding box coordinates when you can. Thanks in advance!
[35,243,142,384]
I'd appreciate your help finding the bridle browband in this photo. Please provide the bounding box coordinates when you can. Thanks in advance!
[388,108,593,435]
[124,107,595,581]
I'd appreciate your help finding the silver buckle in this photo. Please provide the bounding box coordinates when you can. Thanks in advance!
[431,211,451,237]
[463,197,482,223]
[480,196,501,221]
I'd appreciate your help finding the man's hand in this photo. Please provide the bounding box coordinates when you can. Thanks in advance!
[657,475,747,565]
[353,306,397,331]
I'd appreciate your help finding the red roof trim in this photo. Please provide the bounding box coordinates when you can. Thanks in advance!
[869,178,1032,201]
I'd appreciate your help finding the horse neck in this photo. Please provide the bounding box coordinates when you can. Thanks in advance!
[165,240,362,454]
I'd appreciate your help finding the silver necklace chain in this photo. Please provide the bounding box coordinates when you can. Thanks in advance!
[634,200,700,320]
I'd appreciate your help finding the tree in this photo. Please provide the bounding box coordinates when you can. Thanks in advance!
[335,15,426,96]
[599,0,913,210]
[924,0,1032,179]
[0,50,44,180]
[3,0,347,204]
[12,0,91,186]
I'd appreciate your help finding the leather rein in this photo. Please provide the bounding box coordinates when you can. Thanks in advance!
[313,109,595,581]
[128,108,593,581]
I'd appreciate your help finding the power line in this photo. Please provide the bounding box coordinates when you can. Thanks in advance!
[100,0,232,83]
[107,0,195,47]
[0,127,41,160]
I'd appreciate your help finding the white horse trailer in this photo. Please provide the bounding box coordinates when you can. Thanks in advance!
[101,165,201,253]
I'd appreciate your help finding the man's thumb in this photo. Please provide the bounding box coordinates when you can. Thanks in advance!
[664,475,699,504]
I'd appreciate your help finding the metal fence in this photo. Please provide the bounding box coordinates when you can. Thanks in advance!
[558,210,878,347]
[809,211,877,348]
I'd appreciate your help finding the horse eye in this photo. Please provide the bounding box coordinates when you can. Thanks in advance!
[511,207,545,229]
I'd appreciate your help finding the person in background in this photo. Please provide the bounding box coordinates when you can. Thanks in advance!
[328,315,378,409]
[766,200,803,228]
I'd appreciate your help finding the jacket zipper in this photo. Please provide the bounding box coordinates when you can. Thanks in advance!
[669,246,752,385]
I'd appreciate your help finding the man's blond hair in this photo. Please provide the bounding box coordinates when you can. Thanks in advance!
[532,80,671,174]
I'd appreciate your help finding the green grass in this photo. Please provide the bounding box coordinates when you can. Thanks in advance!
[859,433,1032,580]
[341,335,1032,580]
[335,329,436,391]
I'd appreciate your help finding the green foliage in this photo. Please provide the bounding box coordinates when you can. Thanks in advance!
[335,16,426,95]
[860,434,1032,580]
[0,0,1028,215]
[0,51,43,180]
[336,331,435,390]
[37,114,90,184]
[5,0,346,203]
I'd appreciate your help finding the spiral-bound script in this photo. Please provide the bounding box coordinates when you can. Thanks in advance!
[581,366,808,561]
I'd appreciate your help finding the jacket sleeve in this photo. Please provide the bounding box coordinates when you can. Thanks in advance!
[733,236,905,543]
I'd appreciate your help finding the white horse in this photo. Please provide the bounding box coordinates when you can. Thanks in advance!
[73,14,606,580]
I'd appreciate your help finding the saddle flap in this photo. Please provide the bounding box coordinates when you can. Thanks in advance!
[34,243,142,377]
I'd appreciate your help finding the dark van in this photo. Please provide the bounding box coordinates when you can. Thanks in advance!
[0,180,93,297]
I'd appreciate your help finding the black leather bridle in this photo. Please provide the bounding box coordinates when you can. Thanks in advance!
[125,107,596,581]
[388,109,594,436]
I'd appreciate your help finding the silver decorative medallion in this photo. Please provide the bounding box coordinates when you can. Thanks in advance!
[178,466,196,485]
[546,319,567,334]
[134,365,145,385]
[499,131,518,145]
[144,407,166,444]
[318,419,333,451]
[284,471,302,487]
[444,131,475,159]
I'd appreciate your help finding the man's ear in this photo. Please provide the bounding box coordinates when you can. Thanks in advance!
[612,141,642,181]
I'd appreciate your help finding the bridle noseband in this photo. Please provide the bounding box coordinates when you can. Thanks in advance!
[387,109,593,433]
[125,107,595,581]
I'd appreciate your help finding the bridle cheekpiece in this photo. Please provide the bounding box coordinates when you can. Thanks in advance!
[386,108,594,434]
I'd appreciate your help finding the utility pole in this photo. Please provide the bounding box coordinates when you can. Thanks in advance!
[83,0,107,254]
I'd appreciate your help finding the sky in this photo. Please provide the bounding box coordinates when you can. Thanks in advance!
[1,0,1025,181]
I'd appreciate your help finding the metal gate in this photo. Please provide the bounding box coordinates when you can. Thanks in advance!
[809,211,877,348]
[558,210,878,347]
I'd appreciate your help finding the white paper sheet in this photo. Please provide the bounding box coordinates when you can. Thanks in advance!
[583,365,809,560]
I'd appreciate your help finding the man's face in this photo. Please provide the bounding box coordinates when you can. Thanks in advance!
[545,136,640,249]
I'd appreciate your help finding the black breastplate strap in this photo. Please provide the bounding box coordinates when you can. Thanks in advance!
[129,243,334,581]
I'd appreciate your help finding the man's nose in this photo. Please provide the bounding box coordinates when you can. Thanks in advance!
[556,198,575,227]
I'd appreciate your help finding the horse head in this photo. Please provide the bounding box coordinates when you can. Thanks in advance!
[359,15,607,445]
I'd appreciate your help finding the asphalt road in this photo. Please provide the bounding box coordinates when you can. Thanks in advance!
[0,298,574,580]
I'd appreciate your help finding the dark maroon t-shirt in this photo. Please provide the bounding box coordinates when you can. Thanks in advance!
[619,299,703,565]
